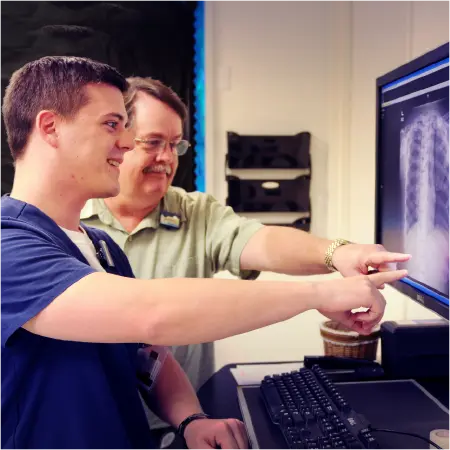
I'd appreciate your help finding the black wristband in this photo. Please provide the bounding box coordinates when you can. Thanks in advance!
[177,412,210,438]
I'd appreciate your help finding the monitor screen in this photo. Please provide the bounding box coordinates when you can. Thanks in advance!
[376,43,449,319]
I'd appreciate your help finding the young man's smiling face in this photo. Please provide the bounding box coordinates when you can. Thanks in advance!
[56,82,133,199]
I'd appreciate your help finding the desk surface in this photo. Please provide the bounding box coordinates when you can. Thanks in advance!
[197,362,449,449]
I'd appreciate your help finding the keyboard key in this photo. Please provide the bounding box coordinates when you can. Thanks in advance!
[281,412,293,427]
[292,412,304,427]
[358,432,380,449]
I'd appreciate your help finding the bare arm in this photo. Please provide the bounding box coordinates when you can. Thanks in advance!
[240,226,411,277]
[23,272,315,345]
[146,352,202,428]
[240,226,332,275]
[23,269,407,343]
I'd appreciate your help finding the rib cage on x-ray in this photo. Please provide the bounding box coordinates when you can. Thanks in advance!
[399,104,449,294]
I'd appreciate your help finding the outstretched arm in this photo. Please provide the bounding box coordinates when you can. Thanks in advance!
[24,273,316,344]
[23,269,407,344]
[240,226,411,276]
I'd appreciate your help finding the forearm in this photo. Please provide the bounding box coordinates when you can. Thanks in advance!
[240,226,333,275]
[148,352,202,428]
[143,276,317,345]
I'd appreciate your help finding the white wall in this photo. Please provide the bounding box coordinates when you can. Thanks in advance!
[205,1,449,370]
[206,1,334,239]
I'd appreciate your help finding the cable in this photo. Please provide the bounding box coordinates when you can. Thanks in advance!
[370,427,442,449]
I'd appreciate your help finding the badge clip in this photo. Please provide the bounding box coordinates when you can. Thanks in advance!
[97,240,115,267]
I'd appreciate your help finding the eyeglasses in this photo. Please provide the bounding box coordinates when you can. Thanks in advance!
[134,138,191,156]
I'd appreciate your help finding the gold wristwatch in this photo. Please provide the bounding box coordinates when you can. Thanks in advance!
[324,238,351,272]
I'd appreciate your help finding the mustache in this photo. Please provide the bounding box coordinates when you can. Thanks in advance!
[142,165,172,175]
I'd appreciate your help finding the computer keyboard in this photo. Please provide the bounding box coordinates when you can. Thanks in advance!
[260,365,380,449]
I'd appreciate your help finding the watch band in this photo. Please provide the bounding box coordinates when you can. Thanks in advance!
[177,412,210,438]
[324,238,351,272]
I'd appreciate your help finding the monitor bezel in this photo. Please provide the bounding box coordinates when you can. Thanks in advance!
[375,42,449,320]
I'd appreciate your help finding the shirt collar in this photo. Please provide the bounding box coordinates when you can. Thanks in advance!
[2,195,95,265]
[80,189,186,233]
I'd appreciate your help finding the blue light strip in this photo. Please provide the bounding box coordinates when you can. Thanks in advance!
[381,57,449,92]
[401,278,449,305]
[193,1,205,192]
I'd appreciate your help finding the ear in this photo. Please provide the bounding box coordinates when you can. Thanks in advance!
[35,110,59,148]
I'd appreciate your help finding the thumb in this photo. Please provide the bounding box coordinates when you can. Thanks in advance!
[368,269,408,288]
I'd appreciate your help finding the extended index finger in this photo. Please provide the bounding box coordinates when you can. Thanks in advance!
[368,269,408,288]
[365,252,411,268]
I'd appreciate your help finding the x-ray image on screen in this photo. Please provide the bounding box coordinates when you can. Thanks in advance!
[399,100,449,295]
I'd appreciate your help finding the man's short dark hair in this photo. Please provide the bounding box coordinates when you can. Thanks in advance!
[2,56,129,160]
[124,77,187,124]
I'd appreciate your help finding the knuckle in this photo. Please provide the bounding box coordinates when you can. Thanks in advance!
[363,282,374,297]
[218,421,230,432]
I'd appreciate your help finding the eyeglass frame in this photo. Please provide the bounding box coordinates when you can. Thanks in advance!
[134,137,191,156]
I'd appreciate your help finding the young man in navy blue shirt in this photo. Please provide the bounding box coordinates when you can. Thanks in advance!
[1,56,408,449]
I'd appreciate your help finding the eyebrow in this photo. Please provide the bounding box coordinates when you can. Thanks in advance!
[102,112,126,122]
[141,132,183,140]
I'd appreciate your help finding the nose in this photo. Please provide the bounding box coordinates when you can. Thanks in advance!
[117,127,135,153]
[155,143,175,163]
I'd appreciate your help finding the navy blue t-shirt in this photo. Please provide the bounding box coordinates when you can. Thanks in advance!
[1,196,156,449]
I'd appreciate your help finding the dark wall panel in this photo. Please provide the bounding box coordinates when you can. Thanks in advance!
[1,1,197,194]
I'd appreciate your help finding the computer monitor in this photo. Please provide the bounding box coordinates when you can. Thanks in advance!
[375,43,449,319]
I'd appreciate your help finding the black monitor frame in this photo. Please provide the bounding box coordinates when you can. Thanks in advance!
[375,42,449,320]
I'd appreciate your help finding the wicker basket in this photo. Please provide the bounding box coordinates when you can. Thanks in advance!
[319,320,380,360]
